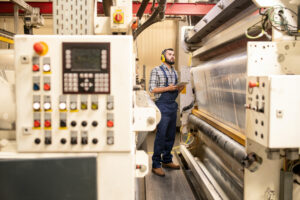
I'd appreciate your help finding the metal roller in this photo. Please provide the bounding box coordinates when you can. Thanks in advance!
[188,114,247,165]
[201,145,243,200]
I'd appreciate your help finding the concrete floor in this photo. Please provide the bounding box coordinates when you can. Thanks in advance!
[137,131,196,200]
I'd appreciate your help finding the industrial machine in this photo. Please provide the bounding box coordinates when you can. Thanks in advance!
[0,0,159,199]
[1,0,300,199]
[180,0,300,199]
[0,34,159,200]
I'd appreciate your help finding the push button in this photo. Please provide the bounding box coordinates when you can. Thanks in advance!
[33,64,39,72]
[44,120,51,128]
[44,83,50,91]
[34,120,40,128]
[107,120,114,127]
[60,120,66,128]
[44,102,51,111]
[33,83,40,91]
[33,42,48,56]
[43,64,51,72]
[33,102,40,111]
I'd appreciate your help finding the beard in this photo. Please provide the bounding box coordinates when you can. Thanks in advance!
[165,58,175,65]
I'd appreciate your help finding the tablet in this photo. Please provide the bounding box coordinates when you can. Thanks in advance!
[176,82,188,87]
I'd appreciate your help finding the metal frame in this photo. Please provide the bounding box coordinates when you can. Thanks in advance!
[180,145,227,200]
[192,109,246,146]
[0,2,214,16]
[186,0,254,44]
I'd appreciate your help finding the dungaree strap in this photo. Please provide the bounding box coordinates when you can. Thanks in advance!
[159,65,177,86]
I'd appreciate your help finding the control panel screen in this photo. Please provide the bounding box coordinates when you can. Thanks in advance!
[62,42,110,94]
[71,48,101,71]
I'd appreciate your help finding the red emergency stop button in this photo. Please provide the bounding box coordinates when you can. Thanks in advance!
[114,13,123,22]
[44,120,51,128]
[33,64,39,71]
[249,81,259,88]
[33,42,48,56]
[107,120,114,127]
[34,42,44,54]
[44,83,51,91]
[34,120,40,128]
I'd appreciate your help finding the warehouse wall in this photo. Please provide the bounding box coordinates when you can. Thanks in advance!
[136,19,178,92]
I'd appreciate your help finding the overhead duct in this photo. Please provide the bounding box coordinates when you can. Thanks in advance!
[102,0,113,16]
[136,0,150,19]
[133,0,167,40]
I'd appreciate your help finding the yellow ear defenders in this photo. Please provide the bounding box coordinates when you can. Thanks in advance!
[161,54,166,62]
[161,49,167,62]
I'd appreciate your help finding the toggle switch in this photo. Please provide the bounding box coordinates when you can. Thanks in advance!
[45,137,52,145]
[81,137,88,145]
[81,131,88,145]
[71,137,77,145]
[71,131,78,145]
[44,130,51,145]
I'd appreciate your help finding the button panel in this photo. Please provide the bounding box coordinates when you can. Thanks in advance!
[15,36,133,153]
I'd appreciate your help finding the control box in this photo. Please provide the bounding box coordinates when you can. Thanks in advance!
[15,35,134,152]
[246,75,300,148]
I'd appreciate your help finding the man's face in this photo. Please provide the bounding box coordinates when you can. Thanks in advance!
[165,50,175,65]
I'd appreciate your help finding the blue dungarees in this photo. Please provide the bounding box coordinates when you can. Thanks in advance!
[152,65,178,168]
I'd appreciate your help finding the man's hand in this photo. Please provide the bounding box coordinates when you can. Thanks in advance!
[151,84,179,93]
[177,85,185,93]
[167,84,178,91]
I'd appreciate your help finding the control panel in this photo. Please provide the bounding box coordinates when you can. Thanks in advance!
[15,35,134,152]
[246,75,300,148]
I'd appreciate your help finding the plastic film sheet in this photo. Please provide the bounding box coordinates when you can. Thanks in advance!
[191,50,247,132]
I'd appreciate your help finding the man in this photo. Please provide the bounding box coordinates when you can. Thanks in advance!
[149,48,184,177]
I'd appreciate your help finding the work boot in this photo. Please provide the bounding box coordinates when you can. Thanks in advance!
[162,162,180,170]
[152,167,165,177]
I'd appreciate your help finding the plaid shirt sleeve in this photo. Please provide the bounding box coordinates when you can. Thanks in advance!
[149,67,159,93]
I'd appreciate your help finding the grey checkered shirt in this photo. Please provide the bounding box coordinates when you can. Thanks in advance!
[149,64,178,101]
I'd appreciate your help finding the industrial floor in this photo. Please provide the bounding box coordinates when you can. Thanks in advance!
[137,131,196,200]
